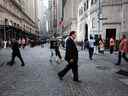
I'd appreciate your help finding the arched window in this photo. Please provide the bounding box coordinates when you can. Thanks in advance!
[91,0,97,5]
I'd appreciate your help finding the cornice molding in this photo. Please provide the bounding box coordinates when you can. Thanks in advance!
[0,1,37,28]
[103,22,121,25]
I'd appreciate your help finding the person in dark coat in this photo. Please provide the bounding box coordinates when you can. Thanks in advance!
[88,35,95,60]
[7,39,25,66]
[57,31,81,82]
[115,34,128,65]
[55,39,62,60]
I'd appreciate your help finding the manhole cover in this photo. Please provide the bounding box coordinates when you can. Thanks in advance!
[96,66,110,70]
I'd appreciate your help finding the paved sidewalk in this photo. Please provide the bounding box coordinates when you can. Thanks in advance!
[0,46,128,96]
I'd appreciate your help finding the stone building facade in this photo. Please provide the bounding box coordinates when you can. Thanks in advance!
[38,0,49,39]
[63,0,81,35]
[0,0,38,41]
[77,0,128,48]
[48,0,63,38]
[48,0,55,37]
[48,0,81,38]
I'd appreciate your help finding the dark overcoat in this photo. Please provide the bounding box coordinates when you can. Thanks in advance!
[65,37,78,63]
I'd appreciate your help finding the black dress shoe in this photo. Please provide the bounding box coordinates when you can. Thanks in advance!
[73,80,82,83]
[115,63,120,65]
[57,73,63,80]
[7,62,13,66]
[21,64,25,67]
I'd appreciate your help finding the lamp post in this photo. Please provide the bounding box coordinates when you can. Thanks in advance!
[4,21,6,41]
[97,0,101,53]
[97,0,108,34]
[97,0,101,35]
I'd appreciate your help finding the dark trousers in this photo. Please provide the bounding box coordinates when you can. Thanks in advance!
[10,53,25,65]
[55,48,62,59]
[89,48,94,60]
[58,62,78,81]
[117,51,128,64]
[110,46,114,54]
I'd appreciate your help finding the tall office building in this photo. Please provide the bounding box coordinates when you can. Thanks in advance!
[62,0,81,37]
[0,0,39,41]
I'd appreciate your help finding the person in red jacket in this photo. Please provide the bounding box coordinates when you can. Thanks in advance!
[115,34,128,65]
[109,37,115,54]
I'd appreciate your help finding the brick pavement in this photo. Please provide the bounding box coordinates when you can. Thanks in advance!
[0,46,128,96]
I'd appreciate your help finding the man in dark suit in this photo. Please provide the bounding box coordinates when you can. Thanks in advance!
[7,39,25,66]
[57,31,81,82]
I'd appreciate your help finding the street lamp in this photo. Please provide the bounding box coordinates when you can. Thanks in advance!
[97,0,101,35]
[97,0,107,34]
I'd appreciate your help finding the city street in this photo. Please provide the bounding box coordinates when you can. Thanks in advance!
[0,0,128,95]
[0,45,128,96]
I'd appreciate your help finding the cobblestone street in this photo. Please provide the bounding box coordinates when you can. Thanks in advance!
[0,45,128,96]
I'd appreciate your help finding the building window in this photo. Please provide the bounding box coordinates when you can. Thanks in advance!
[5,18,8,25]
[84,0,89,11]
[79,7,84,16]
[14,23,16,27]
[91,0,97,5]
[91,0,93,5]
[92,18,96,28]
[87,0,89,9]
[84,3,86,11]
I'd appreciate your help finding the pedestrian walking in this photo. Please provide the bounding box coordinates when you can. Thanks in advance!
[3,40,7,48]
[8,40,11,48]
[0,39,2,48]
[94,36,99,54]
[99,40,104,54]
[88,35,95,60]
[98,35,104,54]
[57,31,81,83]
[109,37,115,54]
[22,38,26,49]
[7,39,25,66]
[18,38,22,48]
[84,40,86,50]
[81,41,84,50]
[55,39,62,63]
[115,34,128,65]
[49,37,56,62]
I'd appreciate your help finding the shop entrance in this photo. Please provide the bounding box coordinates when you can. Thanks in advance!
[106,29,116,48]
